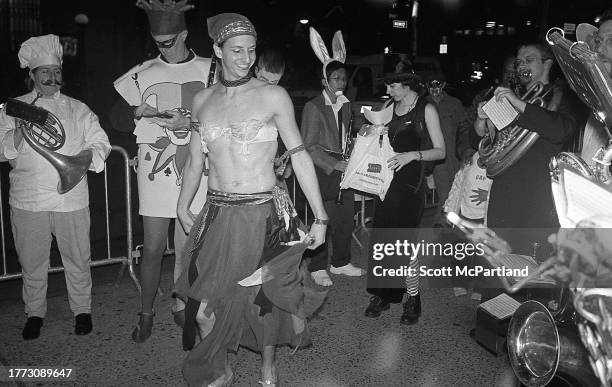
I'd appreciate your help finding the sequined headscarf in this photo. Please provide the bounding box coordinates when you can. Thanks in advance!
[207,13,257,45]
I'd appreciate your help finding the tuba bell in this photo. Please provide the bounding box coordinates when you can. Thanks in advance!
[508,299,600,387]
[4,97,92,194]
[475,26,612,387]
[506,222,612,387]
[478,78,554,178]
[505,161,612,387]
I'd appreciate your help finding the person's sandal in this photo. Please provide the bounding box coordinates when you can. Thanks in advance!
[258,378,277,386]
[258,366,277,386]
[131,311,154,343]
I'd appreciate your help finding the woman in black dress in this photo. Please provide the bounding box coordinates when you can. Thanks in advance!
[363,71,445,324]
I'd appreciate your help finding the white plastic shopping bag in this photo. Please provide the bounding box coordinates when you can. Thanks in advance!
[340,133,395,200]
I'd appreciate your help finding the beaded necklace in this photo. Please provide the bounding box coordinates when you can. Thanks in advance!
[220,73,252,87]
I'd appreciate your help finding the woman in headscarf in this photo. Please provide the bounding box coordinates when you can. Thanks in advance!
[363,70,445,325]
[156,13,328,387]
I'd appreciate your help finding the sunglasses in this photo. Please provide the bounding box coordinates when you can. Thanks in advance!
[153,35,179,49]
[514,56,544,68]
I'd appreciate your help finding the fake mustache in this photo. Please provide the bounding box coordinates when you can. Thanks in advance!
[41,79,64,86]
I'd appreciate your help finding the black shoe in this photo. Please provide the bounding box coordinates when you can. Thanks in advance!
[364,296,390,318]
[75,313,92,335]
[400,294,421,325]
[22,317,43,340]
[132,312,154,343]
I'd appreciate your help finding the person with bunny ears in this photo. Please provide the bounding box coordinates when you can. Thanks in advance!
[301,27,365,287]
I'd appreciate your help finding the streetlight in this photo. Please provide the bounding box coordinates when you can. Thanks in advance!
[74,13,89,25]
[411,0,419,58]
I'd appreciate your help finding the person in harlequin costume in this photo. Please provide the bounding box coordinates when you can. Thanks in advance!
[113,0,214,342]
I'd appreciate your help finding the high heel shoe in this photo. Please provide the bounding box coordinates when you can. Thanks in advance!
[131,311,154,343]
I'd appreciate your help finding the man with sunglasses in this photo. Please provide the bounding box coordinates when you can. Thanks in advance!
[476,40,588,258]
[113,0,214,343]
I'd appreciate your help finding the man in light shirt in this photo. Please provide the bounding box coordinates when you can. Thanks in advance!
[0,34,111,340]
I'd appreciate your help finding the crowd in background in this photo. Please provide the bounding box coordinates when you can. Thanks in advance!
[2,1,612,385]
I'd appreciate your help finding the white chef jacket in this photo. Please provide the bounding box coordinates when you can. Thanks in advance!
[0,90,111,212]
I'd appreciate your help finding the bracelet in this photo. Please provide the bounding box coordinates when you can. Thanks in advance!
[417,151,423,161]
[314,218,329,225]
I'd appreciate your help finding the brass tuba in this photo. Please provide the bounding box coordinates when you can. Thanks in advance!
[505,156,612,387]
[507,227,612,387]
[448,205,611,386]
[507,299,601,387]
[591,142,612,184]
[478,79,553,178]
[473,27,612,387]
[4,96,92,194]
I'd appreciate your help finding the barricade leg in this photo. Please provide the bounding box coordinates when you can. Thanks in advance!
[0,146,141,296]
[105,146,140,293]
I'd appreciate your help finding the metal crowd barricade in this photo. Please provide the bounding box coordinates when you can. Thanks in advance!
[0,145,140,293]
[288,175,373,248]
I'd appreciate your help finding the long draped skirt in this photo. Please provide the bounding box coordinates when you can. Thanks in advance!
[174,189,326,386]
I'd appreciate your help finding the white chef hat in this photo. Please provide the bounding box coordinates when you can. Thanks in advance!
[18,34,63,70]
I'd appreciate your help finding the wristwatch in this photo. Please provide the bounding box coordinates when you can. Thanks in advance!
[314,218,329,225]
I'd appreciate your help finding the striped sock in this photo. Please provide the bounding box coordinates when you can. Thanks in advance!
[405,256,419,297]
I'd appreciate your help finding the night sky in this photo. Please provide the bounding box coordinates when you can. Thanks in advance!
[1,0,611,114]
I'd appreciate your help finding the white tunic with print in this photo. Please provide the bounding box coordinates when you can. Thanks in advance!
[114,54,212,217]
[459,153,492,220]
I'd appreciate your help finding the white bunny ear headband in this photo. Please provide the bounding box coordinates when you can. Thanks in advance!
[309,27,346,84]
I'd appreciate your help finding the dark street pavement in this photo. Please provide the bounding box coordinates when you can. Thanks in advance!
[0,205,513,387]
